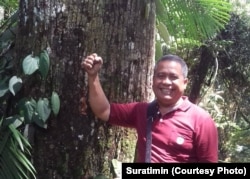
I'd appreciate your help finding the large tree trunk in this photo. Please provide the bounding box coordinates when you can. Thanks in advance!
[15,0,155,178]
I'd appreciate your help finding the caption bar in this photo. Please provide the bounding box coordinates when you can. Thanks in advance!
[122,163,249,178]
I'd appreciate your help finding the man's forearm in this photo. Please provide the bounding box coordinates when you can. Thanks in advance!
[88,75,110,121]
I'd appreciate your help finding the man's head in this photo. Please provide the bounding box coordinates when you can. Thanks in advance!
[153,54,188,107]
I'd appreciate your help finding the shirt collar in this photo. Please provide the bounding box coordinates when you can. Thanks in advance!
[178,96,192,112]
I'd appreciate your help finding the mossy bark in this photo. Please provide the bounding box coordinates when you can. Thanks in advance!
[16,0,155,178]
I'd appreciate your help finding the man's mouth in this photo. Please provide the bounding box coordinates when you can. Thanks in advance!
[161,89,172,95]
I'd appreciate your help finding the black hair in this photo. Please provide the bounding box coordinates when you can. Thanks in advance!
[154,54,188,78]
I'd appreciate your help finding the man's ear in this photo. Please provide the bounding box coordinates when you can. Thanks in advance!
[184,78,188,89]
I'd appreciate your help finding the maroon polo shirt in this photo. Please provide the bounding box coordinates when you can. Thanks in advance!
[108,96,218,163]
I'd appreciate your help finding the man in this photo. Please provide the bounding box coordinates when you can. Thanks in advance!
[81,53,218,163]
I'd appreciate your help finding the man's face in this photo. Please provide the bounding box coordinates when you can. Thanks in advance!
[153,60,188,107]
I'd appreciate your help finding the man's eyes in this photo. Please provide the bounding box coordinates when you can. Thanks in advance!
[157,74,166,79]
[156,74,178,80]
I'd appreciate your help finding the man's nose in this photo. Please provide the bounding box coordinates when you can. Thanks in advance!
[162,77,172,84]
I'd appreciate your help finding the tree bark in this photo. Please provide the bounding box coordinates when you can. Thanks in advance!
[15,0,155,178]
[188,45,213,104]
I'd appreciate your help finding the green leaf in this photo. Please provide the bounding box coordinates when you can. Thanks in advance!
[157,22,170,44]
[155,0,166,18]
[4,115,24,129]
[8,124,24,151]
[0,83,36,179]
[155,40,162,61]
[9,145,36,178]
[8,76,22,96]
[39,50,50,79]
[1,151,17,179]
[32,112,47,129]
[22,54,39,75]
[36,98,51,122]
[157,0,232,46]
[51,91,60,116]
[22,98,37,124]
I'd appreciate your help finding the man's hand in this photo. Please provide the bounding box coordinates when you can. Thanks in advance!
[81,53,103,76]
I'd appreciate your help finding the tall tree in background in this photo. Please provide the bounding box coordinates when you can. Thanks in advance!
[15,1,155,178]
